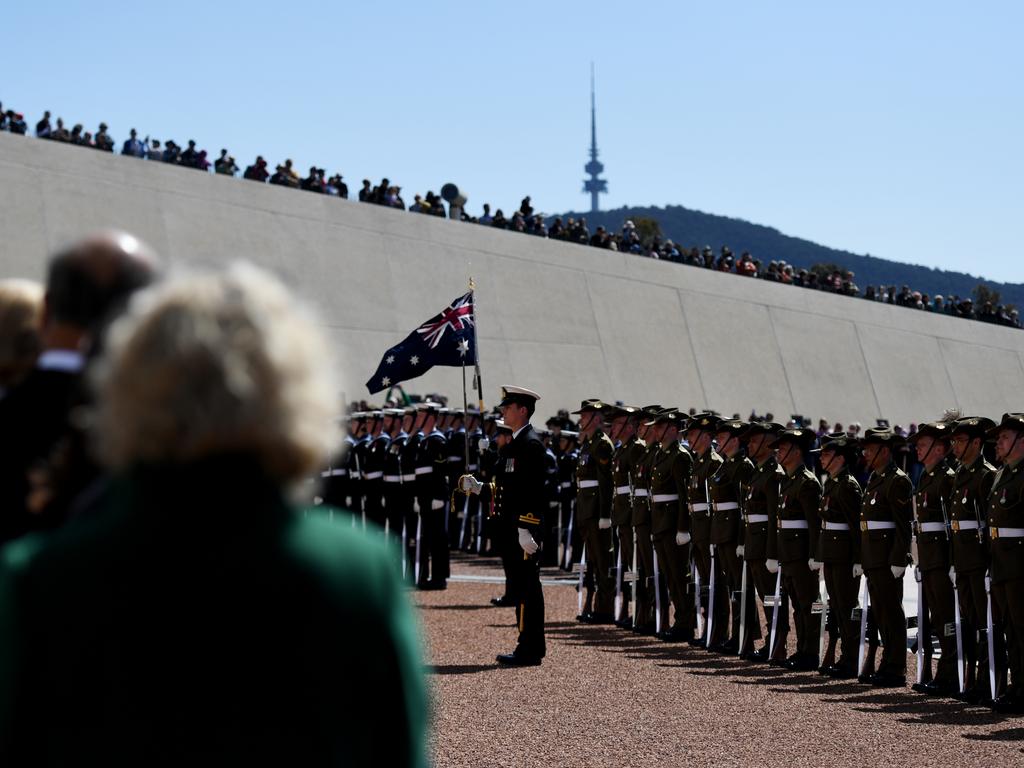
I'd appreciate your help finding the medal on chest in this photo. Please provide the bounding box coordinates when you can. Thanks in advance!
[870,493,877,505]
[921,494,928,509]
[506,458,516,473]
[781,495,788,510]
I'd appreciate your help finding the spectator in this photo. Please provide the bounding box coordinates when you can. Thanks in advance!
[0,279,44,394]
[121,128,146,158]
[358,179,373,202]
[0,263,428,767]
[179,139,200,167]
[162,140,180,164]
[69,124,87,146]
[146,139,163,161]
[519,196,534,218]
[492,209,508,228]
[214,149,239,176]
[50,118,69,142]
[94,123,114,152]
[408,194,426,213]
[269,159,299,188]
[301,166,324,193]
[35,111,51,138]
[0,104,6,131]
[324,174,347,198]
[479,203,493,225]
[243,155,269,182]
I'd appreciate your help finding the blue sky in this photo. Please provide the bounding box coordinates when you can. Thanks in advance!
[5,1,1022,282]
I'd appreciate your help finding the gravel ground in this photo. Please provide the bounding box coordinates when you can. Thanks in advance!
[416,553,1023,768]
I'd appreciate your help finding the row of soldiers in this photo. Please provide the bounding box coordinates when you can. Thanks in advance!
[567,401,1024,714]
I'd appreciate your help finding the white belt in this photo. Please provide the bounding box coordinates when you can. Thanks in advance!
[713,501,739,512]
[824,522,850,531]
[633,489,649,498]
[402,474,416,482]
[363,471,383,480]
[991,527,1024,539]
[578,480,600,489]
[560,482,572,489]
[919,522,947,533]
[951,520,982,531]
[779,519,809,530]
[448,456,462,462]
[431,499,445,510]
[863,521,896,530]
[468,464,478,471]
[383,475,402,483]
[321,468,347,478]
[746,514,769,524]
[689,502,709,512]
[414,467,433,475]
[615,485,631,495]
[652,493,679,503]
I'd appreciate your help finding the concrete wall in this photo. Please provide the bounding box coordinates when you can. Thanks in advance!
[1,131,1021,426]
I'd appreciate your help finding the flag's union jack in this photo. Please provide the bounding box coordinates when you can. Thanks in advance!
[416,292,475,348]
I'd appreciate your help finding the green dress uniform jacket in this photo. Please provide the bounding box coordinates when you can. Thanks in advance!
[986,458,1024,584]
[950,455,996,574]
[816,469,863,564]
[0,457,428,768]
[631,442,660,527]
[709,456,754,546]
[576,431,614,523]
[914,462,956,573]
[768,466,822,564]
[859,463,914,570]
[689,449,725,546]
[612,438,645,527]
[649,441,693,536]
[742,457,784,561]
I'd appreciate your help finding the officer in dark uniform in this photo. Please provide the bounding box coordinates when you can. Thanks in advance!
[415,403,449,590]
[381,408,410,541]
[738,421,787,662]
[631,407,663,634]
[949,416,1001,702]
[858,427,913,687]
[683,413,728,648]
[572,399,616,623]
[462,409,484,553]
[986,413,1024,712]
[363,410,390,529]
[769,428,822,670]
[401,407,422,577]
[459,386,548,666]
[609,405,644,628]
[556,430,579,570]
[815,435,863,678]
[321,415,356,510]
[709,419,755,654]
[446,409,468,548]
[348,412,370,524]
[540,433,562,566]
[908,421,958,695]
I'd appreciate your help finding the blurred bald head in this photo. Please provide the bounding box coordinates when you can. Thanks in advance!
[46,230,159,333]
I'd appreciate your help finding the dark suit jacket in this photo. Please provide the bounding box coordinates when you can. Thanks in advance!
[0,455,427,767]
[0,366,83,544]
[483,424,547,535]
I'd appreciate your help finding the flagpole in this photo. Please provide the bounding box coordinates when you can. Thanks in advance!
[469,277,484,414]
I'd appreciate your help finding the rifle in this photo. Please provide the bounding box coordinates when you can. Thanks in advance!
[857,574,870,677]
[705,477,717,647]
[940,495,965,694]
[576,543,587,617]
[653,547,663,636]
[767,566,783,661]
[458,493,471,550]
[614,538,624,623]
[414,506,423,585]
[564,503,576,570]
[985,571,997,700]
[912,494,926,685]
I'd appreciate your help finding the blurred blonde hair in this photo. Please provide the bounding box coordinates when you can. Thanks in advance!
[94,262,339,481]
[0,278,44,389]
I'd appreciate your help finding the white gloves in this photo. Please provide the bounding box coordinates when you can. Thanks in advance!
[676,531,691,546]
[478,437,490,453]
[766,558,779,574]
[891,565,906,579]
[518,527,539,555]
[459,475,483,495]
[598,517,612,530]
[808,559,822,572]
[736,544,745,558]
[949,566,957,586]
[852,563,864,578]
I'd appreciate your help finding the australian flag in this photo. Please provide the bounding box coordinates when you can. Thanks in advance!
[366,292,477,394]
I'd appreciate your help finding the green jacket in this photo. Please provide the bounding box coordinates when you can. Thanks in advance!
[709,455,754,546]
[859,462,913,570]
[987,457,1024,584]
[949,454,995,573]
[631,442,660,527]
[611,437,645,527]
[817,469,862,564]
[649,441,693,536]
[575,430,614,522]
[913,461,955,572]
[742,457,783,561]
[688,449,724,545]
[768,465,822,564]
[0,456,428,768]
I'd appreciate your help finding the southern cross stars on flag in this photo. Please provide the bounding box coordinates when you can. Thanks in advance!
[365,292,478,394]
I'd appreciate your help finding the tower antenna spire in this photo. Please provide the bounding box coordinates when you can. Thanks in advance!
[583,62,607,214]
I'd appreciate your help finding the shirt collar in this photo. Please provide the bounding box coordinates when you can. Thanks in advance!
[36,349,85,373]
[512,423,530,441]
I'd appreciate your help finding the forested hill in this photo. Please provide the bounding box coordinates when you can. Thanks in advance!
[552,205,1022,308]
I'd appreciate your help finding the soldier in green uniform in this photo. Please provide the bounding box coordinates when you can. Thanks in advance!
[573,399,616,623]
[631,406,663,634]
[948,416,1001,702]
[858,427,914,687]
[648,409,695,641]
[815,435,863,678]
[738,421,787,662]
[769,428,822,670]
[683,413,728,647]
[986,413,1024,712]
[708,419,755,654]
[609,405,644,627]
[908,422,958,695]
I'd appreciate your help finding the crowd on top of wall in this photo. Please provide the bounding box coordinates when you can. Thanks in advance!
[1,104,1016,329]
